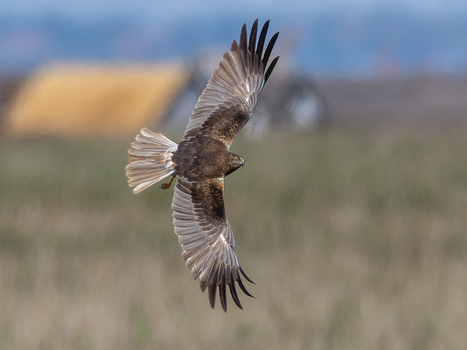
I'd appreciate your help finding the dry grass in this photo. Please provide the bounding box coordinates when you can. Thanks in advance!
[1,126,466,349]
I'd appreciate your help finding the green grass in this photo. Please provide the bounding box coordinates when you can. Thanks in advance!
[1,127,466,350]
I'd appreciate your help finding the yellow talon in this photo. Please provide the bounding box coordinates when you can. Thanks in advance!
[160,175,176,189]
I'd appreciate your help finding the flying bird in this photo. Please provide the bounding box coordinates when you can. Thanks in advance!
[126,19,279,312]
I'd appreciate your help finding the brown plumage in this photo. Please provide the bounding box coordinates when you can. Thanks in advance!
[125,19,279,312]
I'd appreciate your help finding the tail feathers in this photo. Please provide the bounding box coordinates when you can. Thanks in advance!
[126,127,178,194]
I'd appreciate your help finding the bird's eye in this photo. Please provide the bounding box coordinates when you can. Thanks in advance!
[234,156,238,160]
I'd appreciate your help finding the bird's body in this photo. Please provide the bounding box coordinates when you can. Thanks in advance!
[126,19,279,312]
[174,136,244,180]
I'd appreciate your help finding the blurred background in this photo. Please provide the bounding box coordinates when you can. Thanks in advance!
[1,0,467,349]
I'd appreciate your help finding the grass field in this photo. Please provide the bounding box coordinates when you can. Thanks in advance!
[1,126,466,349]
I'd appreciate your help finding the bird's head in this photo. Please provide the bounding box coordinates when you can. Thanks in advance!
[225,152,245,176]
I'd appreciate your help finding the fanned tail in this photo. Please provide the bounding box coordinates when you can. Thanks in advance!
[126,127,178,194]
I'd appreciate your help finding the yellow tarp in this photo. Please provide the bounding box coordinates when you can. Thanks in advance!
[7,63,187,137]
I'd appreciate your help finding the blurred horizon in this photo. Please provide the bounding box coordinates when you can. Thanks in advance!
[2,0,467,78]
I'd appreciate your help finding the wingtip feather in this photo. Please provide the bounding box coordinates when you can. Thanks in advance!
[265,56,280,82]
[262,31,279,68]
[256,20,270,58]
[240,23,248,50]
[248,19,258,53]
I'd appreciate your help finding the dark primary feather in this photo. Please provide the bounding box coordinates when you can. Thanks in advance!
[263,32,279,81]
[265,55,280,82]
[249,20,258,53]
[239,24,248,63]
[256,20,269,60]
[249,20,258,68]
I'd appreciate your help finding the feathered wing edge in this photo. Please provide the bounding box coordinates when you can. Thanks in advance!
[126,127,178,194]
[234,19,280,83]
[182,19,280,141]
[172,178,254,312]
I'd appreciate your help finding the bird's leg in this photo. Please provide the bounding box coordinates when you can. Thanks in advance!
[160,174,176,189]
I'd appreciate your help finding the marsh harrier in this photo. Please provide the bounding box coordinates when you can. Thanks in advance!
[126,19,279,311]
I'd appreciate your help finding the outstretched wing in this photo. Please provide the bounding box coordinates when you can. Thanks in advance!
[183,19,279,148]
[172,177,253,312]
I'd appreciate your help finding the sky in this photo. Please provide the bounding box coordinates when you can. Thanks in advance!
[1,0,467,77]
[2,0,467,20]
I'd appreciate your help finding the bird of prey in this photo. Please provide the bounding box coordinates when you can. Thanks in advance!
[126,19,279,312]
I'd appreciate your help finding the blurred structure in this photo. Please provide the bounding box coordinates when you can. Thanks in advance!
[6,63,188,137]
[317,75,467,126]
[0,75,26,132]
[4,60,327,138]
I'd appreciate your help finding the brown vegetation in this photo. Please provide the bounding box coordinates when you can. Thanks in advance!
[1,126,466,349]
